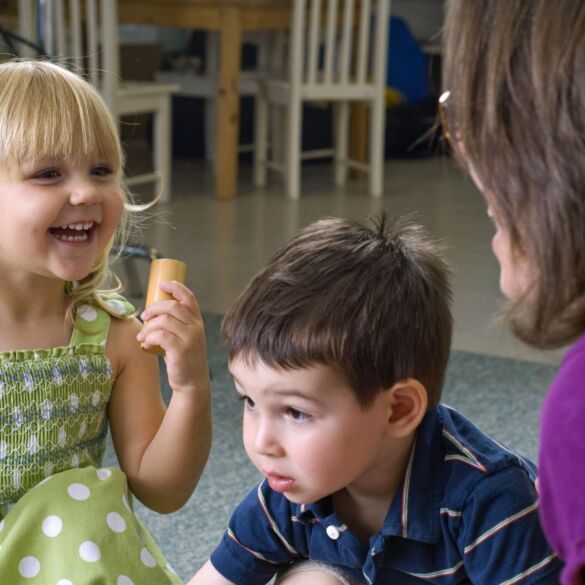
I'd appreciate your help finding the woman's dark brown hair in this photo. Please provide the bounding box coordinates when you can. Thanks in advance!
[221,215,452,410]
[442,0,585,348]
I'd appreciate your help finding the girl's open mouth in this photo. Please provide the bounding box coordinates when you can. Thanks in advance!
[49,222,96,243]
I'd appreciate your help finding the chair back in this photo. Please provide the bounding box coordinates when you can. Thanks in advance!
[289,0,390,99]
[39,0,119,110]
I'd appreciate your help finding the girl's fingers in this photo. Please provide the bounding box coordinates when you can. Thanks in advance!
[138,313,199,343]
[141,282,202,324]
[156,281,200,313]
[141,301,194,327]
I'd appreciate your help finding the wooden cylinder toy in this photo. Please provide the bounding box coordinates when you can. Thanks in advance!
[142,258,187,355]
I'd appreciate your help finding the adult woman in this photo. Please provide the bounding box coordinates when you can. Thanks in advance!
[441,2,585,583]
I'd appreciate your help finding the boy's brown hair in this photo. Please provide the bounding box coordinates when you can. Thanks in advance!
[442,0,585,348]
[221,215,452,409]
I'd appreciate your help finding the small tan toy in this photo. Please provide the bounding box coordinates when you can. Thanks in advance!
[142,258,187,355]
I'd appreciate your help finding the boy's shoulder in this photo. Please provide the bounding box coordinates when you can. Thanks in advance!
[421,404,536,506]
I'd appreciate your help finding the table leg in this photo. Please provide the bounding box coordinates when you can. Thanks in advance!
[216,7,243,199]
[350,103,368,179]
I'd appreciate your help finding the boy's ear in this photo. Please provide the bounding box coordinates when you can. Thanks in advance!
[384,378,428,438]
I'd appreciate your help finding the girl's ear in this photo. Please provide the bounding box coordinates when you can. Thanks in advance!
[384,378,428,438]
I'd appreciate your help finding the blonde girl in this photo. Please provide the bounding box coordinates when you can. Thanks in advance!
[0,59,211,583]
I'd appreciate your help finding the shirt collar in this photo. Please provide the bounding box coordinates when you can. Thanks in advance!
[381,407,443,543]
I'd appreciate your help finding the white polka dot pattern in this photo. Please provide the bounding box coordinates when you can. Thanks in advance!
[105,299,127,315]
[77,305,98,322]
[97,468,112,480]
[42,515,63,537]
[141,547,157,568]
[79,541,101,563]
[107,512,126,533]
[67,483,90,501]
[18,556,41,578]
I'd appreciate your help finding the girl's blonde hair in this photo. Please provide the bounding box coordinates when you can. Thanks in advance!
[0,59,136,323]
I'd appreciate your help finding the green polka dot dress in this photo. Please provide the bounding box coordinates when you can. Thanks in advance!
[0,295,183,584]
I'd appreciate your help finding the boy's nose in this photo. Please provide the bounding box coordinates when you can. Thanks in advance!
[253,420,282,457]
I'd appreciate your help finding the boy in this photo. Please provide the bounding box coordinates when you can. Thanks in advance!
[190,216,560,584]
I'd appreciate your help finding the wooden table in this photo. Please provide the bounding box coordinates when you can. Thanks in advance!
[118,0,292,200]
[5,0,367,198]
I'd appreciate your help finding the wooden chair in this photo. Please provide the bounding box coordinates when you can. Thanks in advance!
[20,0,178,202]
[155,30,271,169]
[254,0,391,199]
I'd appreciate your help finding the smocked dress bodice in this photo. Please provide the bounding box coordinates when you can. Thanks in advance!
[0,295,133,505]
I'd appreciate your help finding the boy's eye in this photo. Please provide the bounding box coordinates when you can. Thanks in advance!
[287,407,312,422]
[238,395,256,410]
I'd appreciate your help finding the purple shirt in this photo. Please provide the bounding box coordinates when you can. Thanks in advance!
[539,332,585,585]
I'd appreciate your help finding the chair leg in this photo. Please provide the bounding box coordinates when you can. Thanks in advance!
[205,31,220,168]
[205,98,217,169]
[286,99,302,199]
[271,105,286,168]
[254,89,269,187]
[369,99,385,197]
[154,98,173,202]
[334,102,350,186]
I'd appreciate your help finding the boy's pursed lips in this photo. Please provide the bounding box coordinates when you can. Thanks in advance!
[263,471,295,493]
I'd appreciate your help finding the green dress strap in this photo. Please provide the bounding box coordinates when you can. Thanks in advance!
[70,294,135,347]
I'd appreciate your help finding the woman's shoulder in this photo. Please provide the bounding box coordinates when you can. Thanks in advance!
[542,334,585,422]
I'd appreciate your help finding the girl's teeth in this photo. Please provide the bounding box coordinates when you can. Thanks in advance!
[54,232,89,242]
[64,222,93,230]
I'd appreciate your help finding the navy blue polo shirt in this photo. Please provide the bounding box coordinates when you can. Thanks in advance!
[210,404,561,584]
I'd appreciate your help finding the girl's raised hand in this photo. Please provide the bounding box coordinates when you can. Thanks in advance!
[136,280,209,396]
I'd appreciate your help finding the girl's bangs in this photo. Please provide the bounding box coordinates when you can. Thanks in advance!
[0,62,122,172]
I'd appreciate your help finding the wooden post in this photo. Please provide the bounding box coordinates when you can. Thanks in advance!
[216,6,242,199]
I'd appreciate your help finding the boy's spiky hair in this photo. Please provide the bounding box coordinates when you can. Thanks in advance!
[222,215,452,409]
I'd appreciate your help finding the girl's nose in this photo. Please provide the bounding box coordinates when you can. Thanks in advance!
[68,178,102,206]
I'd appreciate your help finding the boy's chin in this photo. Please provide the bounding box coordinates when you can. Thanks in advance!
[282,491,327,506]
